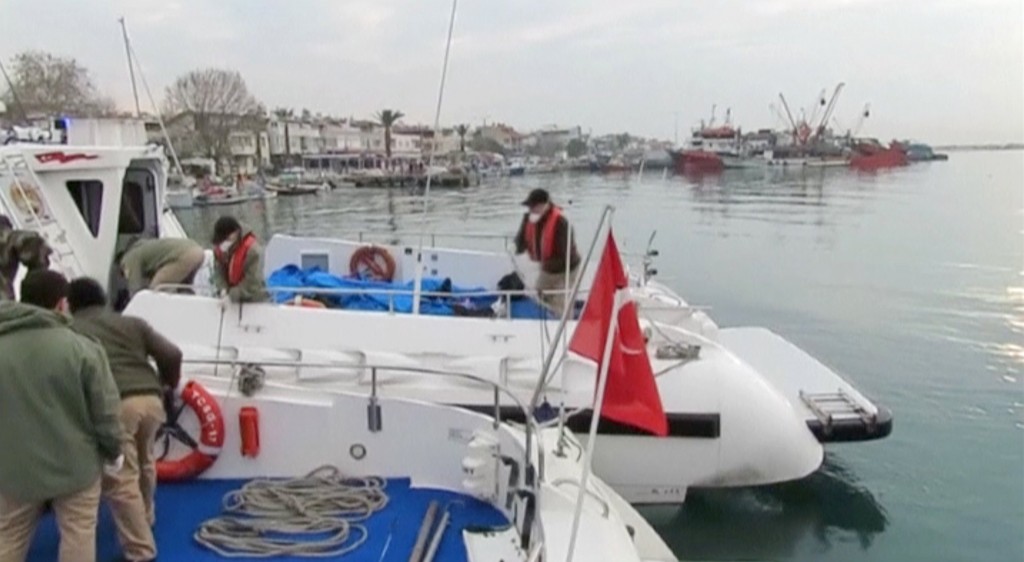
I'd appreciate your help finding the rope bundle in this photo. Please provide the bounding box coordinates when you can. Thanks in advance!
[194,466,389,558]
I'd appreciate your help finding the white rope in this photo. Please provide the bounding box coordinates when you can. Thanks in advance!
[194,466,389,558]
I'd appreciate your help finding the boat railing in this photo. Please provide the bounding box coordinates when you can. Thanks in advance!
[180,354,552,547]
[324,229,660,260]
[153,283,590,319]
[333,229,515,249]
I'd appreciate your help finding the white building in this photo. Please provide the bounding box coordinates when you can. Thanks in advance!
[227,130,270,174]
[320,121,364,152]
[531,125,583,153]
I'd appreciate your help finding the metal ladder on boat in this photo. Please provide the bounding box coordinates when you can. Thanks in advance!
[799,389,877,434]
[0,152,84,280]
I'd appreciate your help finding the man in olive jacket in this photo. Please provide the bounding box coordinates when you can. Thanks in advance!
[211,216,269,303]
[119,237,205,297]
[0,214,52,301]
[68,277,183,562]
[0,270,123,562]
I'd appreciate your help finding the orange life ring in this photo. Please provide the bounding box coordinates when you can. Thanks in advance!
[156,380,225,482]
[287,295,327,308]
[349,245,396,281]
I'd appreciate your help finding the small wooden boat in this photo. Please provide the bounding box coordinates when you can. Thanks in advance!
[193,192,276,207]
[265,182,324,196]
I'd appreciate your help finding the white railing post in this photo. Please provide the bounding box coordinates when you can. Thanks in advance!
[565,288,621,562]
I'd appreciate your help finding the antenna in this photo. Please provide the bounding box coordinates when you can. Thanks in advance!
[118,17,142,117]
[0,59,29,124]
[411,0,458,315]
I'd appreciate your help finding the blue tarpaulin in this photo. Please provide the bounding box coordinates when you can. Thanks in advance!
[266,265,556,319]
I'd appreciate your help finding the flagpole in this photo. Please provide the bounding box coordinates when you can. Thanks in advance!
[564,288,622,562]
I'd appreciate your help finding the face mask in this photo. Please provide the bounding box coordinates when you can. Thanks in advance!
[528,212,541,223]
[218,240,234,253]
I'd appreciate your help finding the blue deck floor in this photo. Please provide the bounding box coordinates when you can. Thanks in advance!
[28,478,508,562]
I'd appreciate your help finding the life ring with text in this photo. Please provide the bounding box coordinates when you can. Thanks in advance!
[156,380,225,481]
[287,295,328,308]
[349,245,396,281]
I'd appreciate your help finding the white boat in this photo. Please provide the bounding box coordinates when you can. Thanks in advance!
[164,188,195,209]
[2,140,679,562]
[0,137,891,507]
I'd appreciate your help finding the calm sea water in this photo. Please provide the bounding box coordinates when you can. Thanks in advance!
[176,150,1024,562]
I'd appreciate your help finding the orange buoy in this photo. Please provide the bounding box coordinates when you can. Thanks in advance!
[239,406,260,458]
[349,245,396,281]
[156,380,225,481]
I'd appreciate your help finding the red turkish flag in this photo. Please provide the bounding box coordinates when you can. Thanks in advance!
[568,231,668,436]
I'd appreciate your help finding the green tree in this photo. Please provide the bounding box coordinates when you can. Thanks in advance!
[455,124,470,153]
[470,135,505,156]
[566,138,588,158]
[375,109,405,168]
[0,51,114,118]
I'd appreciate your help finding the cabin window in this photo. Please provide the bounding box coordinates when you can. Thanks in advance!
[121,167,159,237]
[118,181,145,234]
[66,180,104,237]
[300,251,330,272]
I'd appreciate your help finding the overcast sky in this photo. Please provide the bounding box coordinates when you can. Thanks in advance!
[2,0,1022,144]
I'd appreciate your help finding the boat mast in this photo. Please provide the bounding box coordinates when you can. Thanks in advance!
[117,17,186,180]
[807,88,827,126]
[118,17,142,118]
[814,82,845,140]
[411,0,458,315]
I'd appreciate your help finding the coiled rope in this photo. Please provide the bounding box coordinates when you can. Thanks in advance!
[194,466,389,558]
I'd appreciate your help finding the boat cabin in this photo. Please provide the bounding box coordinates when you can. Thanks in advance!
[0,141,186,304]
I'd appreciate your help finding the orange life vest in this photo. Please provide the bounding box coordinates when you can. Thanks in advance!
[214,233,256,287]
[524,206,562,263]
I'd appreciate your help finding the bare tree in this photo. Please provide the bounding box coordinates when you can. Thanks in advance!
[163,68,262,161]
[0,51,114,118]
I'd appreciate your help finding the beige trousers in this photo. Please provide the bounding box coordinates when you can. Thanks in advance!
[0,477,102,562]
[102,395,164,561]
[149,246,205,290]
[535,267,579,317]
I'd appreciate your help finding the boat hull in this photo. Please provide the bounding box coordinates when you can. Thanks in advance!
[850,142,909,170]
[126,290,833,502]
[669,149,723,174]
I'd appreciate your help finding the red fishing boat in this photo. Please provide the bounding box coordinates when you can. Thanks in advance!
[669,108,741,174]
[850,140,908,170]
[669,148,724,173]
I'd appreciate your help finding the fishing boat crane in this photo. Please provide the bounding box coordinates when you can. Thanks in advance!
[813,82,846,140]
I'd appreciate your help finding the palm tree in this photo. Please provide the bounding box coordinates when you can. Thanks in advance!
[375,109,405,170]
[455,124,470,153]
[273,107,294,166]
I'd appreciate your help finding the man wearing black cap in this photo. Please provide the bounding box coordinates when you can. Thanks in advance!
[210,216,269,303]
[514,188,581,316]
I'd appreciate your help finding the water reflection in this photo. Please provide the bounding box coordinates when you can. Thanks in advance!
[638,454,889,561]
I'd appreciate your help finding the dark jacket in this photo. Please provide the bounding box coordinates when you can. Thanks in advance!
[0,302,122,502]
[72,305,182,397]
[514,207,581,274]
[0,225,51,301]
[213,230,269,303]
